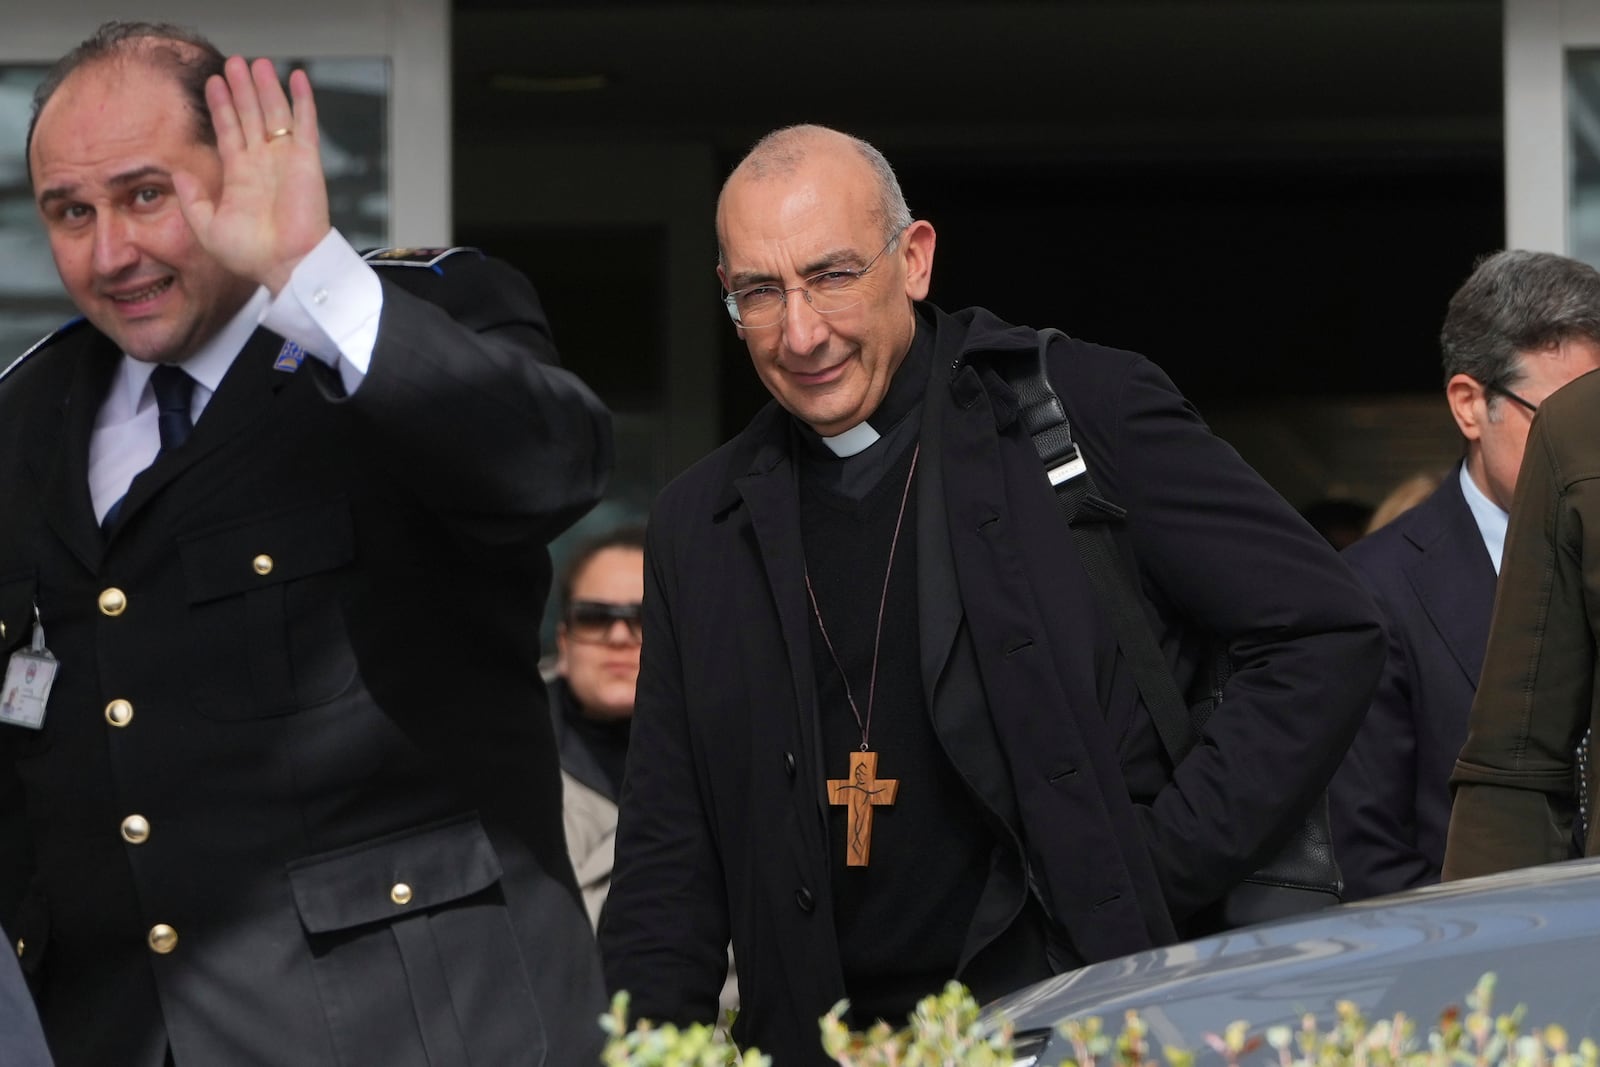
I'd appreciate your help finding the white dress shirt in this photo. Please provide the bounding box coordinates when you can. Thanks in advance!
[1459,460,1510,575]
[88,231,382,521]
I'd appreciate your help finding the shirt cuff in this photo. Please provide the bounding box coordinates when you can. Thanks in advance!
[259,229,383,395]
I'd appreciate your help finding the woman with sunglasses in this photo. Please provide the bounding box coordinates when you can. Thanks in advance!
[550,526,647,924]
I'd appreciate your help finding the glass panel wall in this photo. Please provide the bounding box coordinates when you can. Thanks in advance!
[1570,49,1600,266]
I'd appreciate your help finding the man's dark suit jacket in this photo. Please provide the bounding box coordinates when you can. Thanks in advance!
[0,251,612,1066]
[1330,468,1495,899]
[600,305,1383,1065]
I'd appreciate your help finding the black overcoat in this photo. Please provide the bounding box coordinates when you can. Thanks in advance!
[601,306,1383,1064]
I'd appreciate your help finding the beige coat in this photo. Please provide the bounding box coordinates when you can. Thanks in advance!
[560,770,741,1013]
[561,772,619,926]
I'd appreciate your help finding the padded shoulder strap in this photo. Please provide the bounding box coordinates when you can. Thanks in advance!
[981,326,1197,764]
[987,328,1088,514]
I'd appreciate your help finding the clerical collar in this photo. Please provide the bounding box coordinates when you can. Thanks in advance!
[821,421,881,457]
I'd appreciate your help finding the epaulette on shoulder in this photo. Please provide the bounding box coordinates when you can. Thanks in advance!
[361,246,483,272]
[0,316,88,387]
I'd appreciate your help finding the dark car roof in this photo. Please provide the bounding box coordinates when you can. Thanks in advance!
[990,859,1600,1055]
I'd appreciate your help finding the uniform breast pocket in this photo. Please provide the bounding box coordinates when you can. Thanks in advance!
[178,497,358,719]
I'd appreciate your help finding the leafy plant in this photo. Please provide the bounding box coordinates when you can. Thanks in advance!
[599,991,769,1067]
[601,973,1597,1067]
[818,981,1017,1066]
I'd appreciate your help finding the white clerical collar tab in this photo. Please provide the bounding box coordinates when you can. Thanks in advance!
[821,422,881,457]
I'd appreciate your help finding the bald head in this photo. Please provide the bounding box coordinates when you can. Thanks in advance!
[717,125,912,269]
[27,21,224,175]
[712,122,936,437]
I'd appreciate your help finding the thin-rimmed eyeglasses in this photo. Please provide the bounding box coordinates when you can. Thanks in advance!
[721,227,907,329]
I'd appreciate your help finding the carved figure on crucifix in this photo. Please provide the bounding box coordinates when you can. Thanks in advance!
[827,750,900,866]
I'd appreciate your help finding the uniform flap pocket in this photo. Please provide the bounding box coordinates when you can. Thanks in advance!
[287,813,504,934]
[0,569,37,654]
[179,496,354,604]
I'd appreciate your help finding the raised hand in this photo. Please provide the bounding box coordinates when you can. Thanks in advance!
[174,56,331,296]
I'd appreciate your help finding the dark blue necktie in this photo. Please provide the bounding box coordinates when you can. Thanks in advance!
[103,366,195,529]
[150,365,196,452]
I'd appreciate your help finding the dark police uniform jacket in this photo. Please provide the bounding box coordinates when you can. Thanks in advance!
[600,305,1383,1064]
[0,250,613,1066]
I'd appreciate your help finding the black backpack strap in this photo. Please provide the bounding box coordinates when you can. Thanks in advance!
[990,327,1197,765]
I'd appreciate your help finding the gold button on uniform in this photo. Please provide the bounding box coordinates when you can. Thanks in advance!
[105,699,134,727]
[252,554,274,576]
[1,621,7,639]
[98,588,127,616]
[148,924,178,954]
[14,939,22,958]
[120,814,150,844]
[390,883,413,906]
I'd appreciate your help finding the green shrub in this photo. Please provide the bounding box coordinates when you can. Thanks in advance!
[599,990,769,1066]
[601,973,1596,1067]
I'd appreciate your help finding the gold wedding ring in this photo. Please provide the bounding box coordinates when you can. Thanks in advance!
[267,127,293,141]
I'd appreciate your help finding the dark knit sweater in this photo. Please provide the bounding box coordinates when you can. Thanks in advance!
[796,323,994,1027]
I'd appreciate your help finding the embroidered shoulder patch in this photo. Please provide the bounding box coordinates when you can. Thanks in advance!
[0,316,88,386]
[362,246,480,268]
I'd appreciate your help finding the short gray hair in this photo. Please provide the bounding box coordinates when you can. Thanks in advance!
[1441,250,1600,407]
[717,124,913,270]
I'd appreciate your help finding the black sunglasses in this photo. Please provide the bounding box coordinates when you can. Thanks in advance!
[566,600,643,642]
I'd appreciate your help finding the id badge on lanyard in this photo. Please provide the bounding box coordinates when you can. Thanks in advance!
[1,604,57,730]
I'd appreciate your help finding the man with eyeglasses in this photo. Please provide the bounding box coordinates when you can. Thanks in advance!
[1442,254,1600,880]
[1332,250,1600,899]
[600,123,1384,1063]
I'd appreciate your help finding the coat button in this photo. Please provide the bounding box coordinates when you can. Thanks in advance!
[795,887,814,913]
[252,554,274,576]
[98,588,127,616]
[783,752,796,777]
[14,939,21,958]
[390,883,413,906]
[105,699,134,727]
[121,814,150,844]
[1,621,7,639]
[148,924,178,954]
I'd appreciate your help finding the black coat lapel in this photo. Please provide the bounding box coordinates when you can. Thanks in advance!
[916,352,963,697]
[917,316,1024,843]
[1406,472,1496,684]
[732,428,826,817]
[28,333,118,572]
[730,414,841,979]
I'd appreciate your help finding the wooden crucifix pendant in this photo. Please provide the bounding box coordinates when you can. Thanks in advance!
[827,749,899,867]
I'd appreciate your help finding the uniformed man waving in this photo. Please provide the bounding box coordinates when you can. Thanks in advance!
[0,19,611,1066]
